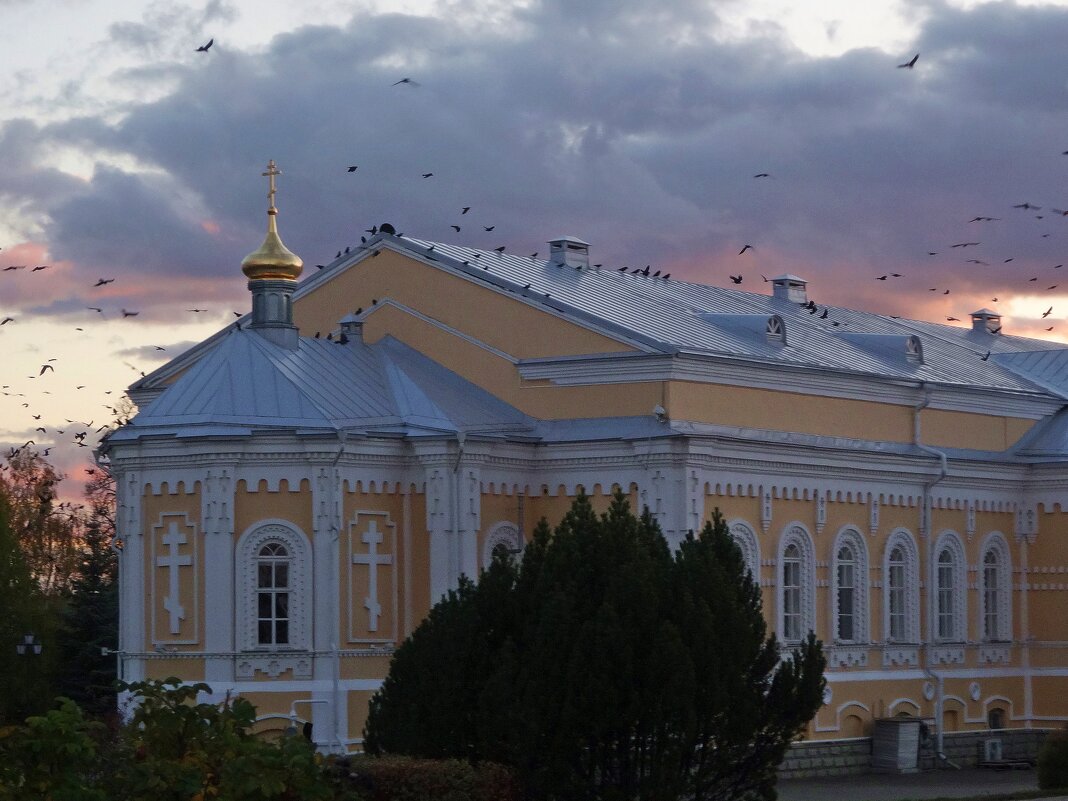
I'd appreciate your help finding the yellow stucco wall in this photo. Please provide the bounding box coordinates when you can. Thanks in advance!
[293,249,634,359]
[233,479,314,541]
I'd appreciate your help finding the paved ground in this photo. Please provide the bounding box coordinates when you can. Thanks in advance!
[778,766,1065,801]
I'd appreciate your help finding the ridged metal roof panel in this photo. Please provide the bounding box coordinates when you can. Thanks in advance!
[397,236,1065,394]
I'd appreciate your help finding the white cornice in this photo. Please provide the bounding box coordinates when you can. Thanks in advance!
[518,352,1063,419]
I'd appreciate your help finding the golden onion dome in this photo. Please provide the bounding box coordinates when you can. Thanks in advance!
[241,160,303,282]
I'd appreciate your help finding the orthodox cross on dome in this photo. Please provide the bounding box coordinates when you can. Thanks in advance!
[262,159,281,210]
[157,522,192,635]
[353,520,393,632]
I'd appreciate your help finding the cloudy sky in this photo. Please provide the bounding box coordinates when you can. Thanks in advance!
[4,0,1068,498]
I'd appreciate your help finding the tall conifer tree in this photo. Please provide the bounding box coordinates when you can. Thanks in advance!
[365,492,826,801]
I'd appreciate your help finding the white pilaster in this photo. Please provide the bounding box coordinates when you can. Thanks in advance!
[203,467,234,684]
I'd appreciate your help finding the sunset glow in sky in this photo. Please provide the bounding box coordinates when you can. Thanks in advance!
[5,0,1068,498]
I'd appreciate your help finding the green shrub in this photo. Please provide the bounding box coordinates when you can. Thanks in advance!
[326,754,519,801]
[1038,726,1068,790]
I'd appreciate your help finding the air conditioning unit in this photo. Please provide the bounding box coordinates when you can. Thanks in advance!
[981,738,1003,763]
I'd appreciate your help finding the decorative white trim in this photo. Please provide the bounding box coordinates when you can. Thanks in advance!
[979,646,1011,665]
[831,526,869,645]
[883,528,920,645]
[481,521,523,570]
[932,530,967,643]
[828,645,869,668]
[236,653,313,679]
[150,513,199,645]
[882,646,919,667]
[728,519,760,580]
[778,523,816,645]
[979,531,1012,643]
[931,646,965,664]
[347,512,398,644]
[235,520,313,653]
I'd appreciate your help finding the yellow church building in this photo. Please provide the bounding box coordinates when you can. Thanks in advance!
[104,163,1068,772]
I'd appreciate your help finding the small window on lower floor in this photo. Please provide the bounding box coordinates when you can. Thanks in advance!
[988,708,1006,730]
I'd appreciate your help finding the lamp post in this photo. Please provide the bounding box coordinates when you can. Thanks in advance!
[13,633,43,721]
[15,633,42,656]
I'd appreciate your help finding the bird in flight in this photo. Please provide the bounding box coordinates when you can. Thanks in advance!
[422,172,433,178]
[121,309,139,317]
[93,278,115,286]
[1043,307,1054,318]
[729,274,743,284]
[347,166,358,172]
[451,225,461,232]
[196,38,213,52]
[0,317,13,325]
[31,264,49,271]
[1013,202,1041,210]
[392,78,419,86]
[950,242,979,248]
[753,173,770,178]
[738,244,753,255]
[897,54,919,69]
[39,364,54,375]
[461,207,470,214]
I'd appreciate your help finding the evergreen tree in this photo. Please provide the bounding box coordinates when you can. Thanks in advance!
[365,492,826,800]
[0,492,50,723]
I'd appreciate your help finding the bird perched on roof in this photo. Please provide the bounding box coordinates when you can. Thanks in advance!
[897,53,919,68]
[196,38,213,52]
[494,246,506,253]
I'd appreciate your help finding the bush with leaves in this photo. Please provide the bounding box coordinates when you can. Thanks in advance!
[325,754,519,801]
[108,677,331,801]
[0,698,108,801]
[365,492,826,801]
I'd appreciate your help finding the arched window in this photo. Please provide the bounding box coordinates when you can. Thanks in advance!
[883,529,919,643]
[980,533,1012,643]
[729,520,760,580]
[778,525,815,645]
[933,531,966,643]
[237,522,312,651]
[783,544,803,642]
[256,543,291,646]
[481,522,523,570]
[832,527,869,644]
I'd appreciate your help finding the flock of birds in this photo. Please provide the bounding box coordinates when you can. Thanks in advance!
[3,41,1068,491]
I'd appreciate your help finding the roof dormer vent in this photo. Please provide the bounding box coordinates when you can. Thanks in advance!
[970,308,1002,334]
[548,235,590,269]
[771,274,808,304]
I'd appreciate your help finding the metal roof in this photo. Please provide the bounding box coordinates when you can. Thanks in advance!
[382,235,1065,396]
[113,329,533,442]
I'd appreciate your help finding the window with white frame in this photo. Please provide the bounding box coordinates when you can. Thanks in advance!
[933,531,966,643]
[729,520,760,581]
[883,530,919,643]
[832,528,868,644]
[778,525,815,645]
[980,533,1012,643]
[237,522,312,651]
[256,542,290,646]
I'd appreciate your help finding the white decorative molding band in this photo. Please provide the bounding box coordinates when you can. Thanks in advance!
[882,647,919,667]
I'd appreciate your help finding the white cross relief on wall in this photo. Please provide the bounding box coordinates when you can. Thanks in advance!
[158,521,193,634]
[352,519,393,632]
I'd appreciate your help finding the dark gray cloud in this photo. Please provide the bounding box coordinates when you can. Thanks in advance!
[3,0,1068,326]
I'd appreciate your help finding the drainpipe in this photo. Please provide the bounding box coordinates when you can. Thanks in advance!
[330,436,345,752]
[453,432,466,586]
[914,385,955,767]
